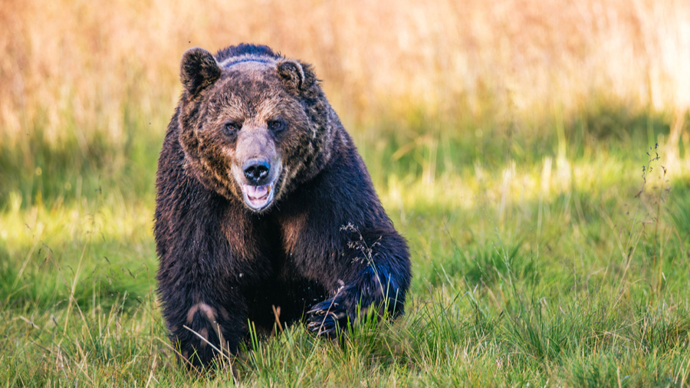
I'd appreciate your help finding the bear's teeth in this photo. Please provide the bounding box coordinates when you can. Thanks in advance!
[241,183,274,211]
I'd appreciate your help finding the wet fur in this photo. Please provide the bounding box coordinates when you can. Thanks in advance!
[155,44,411,367]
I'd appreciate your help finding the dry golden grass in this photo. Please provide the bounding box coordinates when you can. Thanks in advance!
[1,0,689,145]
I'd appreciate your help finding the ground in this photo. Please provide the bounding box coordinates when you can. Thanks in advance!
[1,112,690,387]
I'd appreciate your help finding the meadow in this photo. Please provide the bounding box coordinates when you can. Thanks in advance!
[2,0,690,386]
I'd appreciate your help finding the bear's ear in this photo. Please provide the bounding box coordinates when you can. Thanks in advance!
[180,47,222,95]
[277,59,315,94]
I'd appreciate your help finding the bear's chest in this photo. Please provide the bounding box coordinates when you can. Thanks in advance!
[219,209,302,279]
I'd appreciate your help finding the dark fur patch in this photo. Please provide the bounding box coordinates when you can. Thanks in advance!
[216,44,278,61]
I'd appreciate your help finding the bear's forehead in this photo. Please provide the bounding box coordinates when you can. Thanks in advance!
[208,63,296,118]
[217,61,282,93]
[219,56,281,83]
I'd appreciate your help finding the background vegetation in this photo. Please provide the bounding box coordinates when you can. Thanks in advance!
[1,0,689,386]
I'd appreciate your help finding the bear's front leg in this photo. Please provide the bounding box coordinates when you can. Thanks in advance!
[156,213,250,367]
[306,226,411,337]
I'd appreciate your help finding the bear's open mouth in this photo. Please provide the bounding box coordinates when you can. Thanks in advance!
[241,183,274,211]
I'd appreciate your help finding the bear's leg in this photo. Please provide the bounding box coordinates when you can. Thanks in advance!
[306,230,410,337]
[306,265,403,336]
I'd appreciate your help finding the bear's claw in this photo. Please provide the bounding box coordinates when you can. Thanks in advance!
[306,298,349,337]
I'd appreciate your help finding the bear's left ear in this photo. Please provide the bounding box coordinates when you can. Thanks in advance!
[277,59,316,94]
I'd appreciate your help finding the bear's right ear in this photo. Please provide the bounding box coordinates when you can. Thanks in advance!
[180,47,222,95]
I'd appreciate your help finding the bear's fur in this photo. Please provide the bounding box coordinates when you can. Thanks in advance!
[155,44,411,367]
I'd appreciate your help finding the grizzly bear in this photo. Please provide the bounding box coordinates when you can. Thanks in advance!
[155,44,411,367]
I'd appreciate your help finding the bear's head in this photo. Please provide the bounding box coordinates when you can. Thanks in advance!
[177,45,334,212]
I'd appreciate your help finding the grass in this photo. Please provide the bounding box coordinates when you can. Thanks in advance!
[2,116,690,386]
[2,0,690,385]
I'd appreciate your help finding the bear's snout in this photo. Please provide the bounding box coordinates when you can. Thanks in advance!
[231,126,283,212]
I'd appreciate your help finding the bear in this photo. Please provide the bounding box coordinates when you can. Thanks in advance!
[154,43,411,367]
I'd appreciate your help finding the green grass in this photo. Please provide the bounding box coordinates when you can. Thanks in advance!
[1,109,690,387]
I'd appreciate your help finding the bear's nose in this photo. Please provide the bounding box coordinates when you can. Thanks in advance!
[243,159,271,184]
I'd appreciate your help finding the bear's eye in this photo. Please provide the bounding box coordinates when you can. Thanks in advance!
[224,122,241,134]
[268,120,286,133]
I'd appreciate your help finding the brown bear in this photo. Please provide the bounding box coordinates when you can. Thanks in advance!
[155,44,411,367]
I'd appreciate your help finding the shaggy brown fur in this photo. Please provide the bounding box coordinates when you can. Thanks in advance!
[155,44,411,368]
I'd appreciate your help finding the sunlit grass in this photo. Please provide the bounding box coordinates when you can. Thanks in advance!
[2,130,689,385]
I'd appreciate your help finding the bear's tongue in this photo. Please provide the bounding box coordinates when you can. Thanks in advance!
[245,184,269,200]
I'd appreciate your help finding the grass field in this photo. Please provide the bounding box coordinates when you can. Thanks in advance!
[2,113,690,386]
[2,0,690,386]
